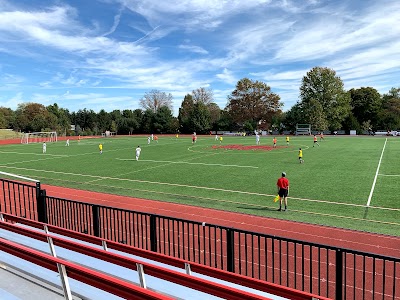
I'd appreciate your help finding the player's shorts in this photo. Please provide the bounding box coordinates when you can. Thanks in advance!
[278,188,288,197]
[314,140,317,143]
[298,156,302,160]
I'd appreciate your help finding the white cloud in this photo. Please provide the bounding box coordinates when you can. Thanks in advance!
[29,92,137,112]
[216,68,236,85]
[0,0,399,116]
[274,1,400,62]
[0,92,25,109]
[178,44,208,55]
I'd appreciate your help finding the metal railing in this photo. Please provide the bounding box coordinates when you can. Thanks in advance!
[1,177,399,300]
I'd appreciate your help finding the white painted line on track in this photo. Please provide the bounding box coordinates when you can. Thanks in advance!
[367,138,387,207]
[115,158,258,168]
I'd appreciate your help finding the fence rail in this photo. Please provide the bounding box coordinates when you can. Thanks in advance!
[1,178,399,300]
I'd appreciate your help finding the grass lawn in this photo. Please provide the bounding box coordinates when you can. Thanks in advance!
[0,134,399,236]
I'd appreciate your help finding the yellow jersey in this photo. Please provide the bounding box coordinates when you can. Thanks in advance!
[99,144,103,150]
[298,150,303,158]
[286,136,289,142]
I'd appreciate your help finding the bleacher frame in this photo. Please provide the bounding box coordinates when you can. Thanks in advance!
[0,212,327,300]
[295,124,311,136]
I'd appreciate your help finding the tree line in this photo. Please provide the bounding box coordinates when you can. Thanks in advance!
[1,67,399,136]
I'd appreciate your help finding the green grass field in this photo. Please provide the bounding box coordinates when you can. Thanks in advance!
[1,135,399,236]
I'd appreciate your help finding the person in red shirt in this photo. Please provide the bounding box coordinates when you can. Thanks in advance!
[273,137,277,148]
[276,172,289,211]
[313,135,320,147]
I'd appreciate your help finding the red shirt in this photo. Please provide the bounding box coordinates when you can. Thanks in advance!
[277,177,289,189]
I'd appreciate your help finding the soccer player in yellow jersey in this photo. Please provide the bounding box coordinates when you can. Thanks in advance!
[99,143,103,154]
[219,136,223,143]
[286,136,290,146]
[298,148,304,163]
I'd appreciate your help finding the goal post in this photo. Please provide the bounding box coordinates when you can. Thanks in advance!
[21,131,58,144]
[295,124,311,136]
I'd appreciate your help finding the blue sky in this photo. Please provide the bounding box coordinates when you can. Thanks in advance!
[0,0,399,116]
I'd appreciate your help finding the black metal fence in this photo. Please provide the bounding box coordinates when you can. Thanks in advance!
[1,178,399,300]
[0,178,39,220]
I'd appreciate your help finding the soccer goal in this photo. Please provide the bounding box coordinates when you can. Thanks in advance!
[295,124,311,135]
[21,131,58,144]
[102,131,117,137]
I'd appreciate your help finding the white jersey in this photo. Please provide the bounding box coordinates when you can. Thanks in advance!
[135,147,141,160]
[147,137,151,144]
[256,134,260,144]
[42,143,47,153]
[66,139,69,146]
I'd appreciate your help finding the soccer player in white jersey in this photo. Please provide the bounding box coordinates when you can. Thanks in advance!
[65,139,70,146]
[135,146,141,161]
[256,134,260,145]
[42,142,47,153]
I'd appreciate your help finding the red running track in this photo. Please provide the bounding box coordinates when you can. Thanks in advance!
[43,184,400,257]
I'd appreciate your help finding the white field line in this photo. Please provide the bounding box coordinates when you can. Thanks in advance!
[0,151,68,157]
[367,138,387,207]
[86,152,221,184]
[0,147,137,166]
[2,165,400,212]
[116,158,258,169]
[378,174,400,177]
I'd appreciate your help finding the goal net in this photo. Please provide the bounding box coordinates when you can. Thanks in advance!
[295,124,311,136]
[21,131,58,144]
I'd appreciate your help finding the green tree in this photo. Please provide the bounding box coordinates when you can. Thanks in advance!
[300,67,350,130]
[189,102,211,133]
[178,94,194,133]
[140,90,173,113]
[118,109,139,134]
[216,110,234,131]
[283,102,307,132]
[226,78,282,130]
[97,109,111,132]
[153,106,174,133]
[47,103,71,135]
[303,98,328,131]
[141,109,156,133]
[342,112,361,133]
[207,102,221,131]
[349,87,382,128]
[133,109,144,132]
[14,103,56,132]
[0,107,15,129]
[379,87,400,130]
